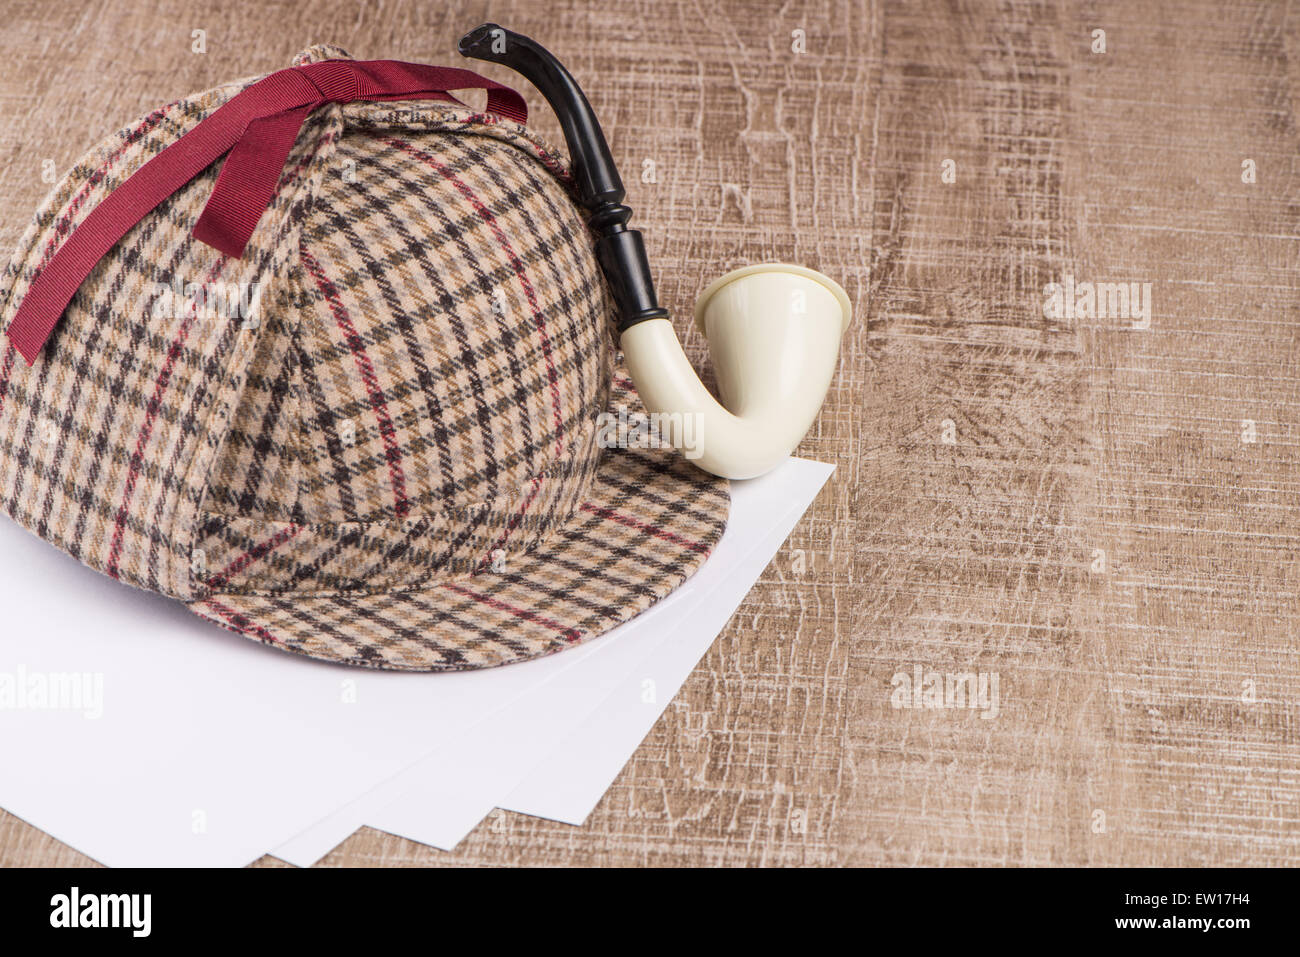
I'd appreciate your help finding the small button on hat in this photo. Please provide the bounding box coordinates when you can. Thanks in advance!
[0,44,728,670]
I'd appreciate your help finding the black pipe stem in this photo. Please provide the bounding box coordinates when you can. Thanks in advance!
[458,23,670,333]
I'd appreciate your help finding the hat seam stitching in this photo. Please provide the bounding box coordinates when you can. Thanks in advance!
[184,107,345,600]
[192,419,607,598]
[342,106,573,184]
[198,486,729,602]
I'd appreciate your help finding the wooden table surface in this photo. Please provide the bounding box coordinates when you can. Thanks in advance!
[1,0,1296,867]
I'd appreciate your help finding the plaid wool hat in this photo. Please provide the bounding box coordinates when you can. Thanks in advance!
[0,44,729,671]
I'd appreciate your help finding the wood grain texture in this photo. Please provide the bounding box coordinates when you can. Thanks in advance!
[0,0,1296,867]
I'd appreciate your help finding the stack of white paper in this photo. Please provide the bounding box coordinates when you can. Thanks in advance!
[0,458,832,866]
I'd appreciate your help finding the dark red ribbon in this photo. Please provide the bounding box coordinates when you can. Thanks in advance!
[4,59,527,364]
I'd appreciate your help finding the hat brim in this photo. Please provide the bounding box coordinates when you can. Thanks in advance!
[186,372,730,671]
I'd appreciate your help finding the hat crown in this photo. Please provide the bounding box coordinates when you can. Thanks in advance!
[198,64,611,595]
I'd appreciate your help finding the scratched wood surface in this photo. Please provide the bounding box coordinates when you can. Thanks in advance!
[0,0,1296,867]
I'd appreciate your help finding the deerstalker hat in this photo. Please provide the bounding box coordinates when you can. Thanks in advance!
[0,44,728,670]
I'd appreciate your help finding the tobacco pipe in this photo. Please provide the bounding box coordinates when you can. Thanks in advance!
[460,23,850,479]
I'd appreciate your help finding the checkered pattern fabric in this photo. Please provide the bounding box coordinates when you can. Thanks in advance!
[0,45,729,670]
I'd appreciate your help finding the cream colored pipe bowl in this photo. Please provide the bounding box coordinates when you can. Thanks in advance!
[619,264,851,480]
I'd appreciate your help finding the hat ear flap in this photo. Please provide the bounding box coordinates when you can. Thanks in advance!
[0,76,261,339]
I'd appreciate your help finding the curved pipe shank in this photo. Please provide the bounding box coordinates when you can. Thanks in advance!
[623,265,848,479]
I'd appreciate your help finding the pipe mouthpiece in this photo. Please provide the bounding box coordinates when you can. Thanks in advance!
[457,23,506,60]
[458,23,664,331]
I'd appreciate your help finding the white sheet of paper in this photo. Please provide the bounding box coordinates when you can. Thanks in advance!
[272,458,832,863]
[0,520,628,866]
[267,579,680,865]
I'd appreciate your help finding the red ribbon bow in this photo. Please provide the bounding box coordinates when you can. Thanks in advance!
[4,59,527,364]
